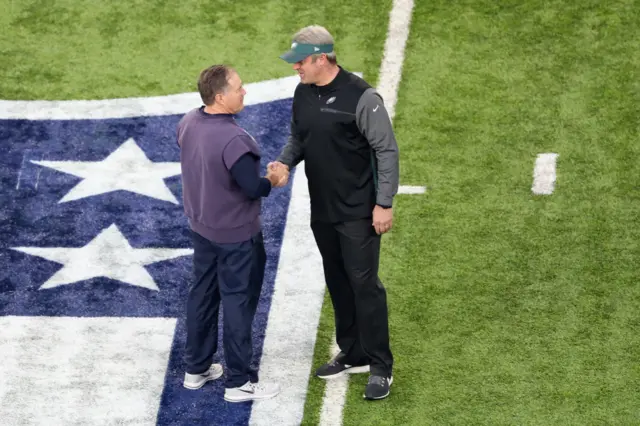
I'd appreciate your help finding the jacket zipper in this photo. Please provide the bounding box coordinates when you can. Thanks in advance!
[320,107,355,116]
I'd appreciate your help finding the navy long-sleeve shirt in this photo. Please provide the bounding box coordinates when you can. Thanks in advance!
[230,153,272,199]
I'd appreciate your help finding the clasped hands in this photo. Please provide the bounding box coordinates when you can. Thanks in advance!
[265,161,290,188]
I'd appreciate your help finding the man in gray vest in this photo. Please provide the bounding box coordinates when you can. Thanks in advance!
[177,64,285,402]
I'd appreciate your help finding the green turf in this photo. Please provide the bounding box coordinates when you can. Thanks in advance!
[339,1,640,425]
[0,0,390,100]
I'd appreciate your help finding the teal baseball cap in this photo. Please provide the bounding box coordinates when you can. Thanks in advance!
[279,42,334,63]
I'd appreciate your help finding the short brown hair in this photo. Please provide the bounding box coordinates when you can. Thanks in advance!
[197,65,234,105]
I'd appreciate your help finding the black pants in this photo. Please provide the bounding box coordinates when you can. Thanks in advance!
[311,218,394,377]
[184,229,266,388]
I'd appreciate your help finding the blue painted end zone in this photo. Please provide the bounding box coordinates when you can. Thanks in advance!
[0,98,295,425]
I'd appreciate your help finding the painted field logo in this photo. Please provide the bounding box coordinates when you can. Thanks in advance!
[0,77,326,426]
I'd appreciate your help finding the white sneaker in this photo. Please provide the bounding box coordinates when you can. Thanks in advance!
[223,381,280,402]
[183,364,224,390]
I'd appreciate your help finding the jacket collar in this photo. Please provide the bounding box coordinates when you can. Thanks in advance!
[314,66,349,95]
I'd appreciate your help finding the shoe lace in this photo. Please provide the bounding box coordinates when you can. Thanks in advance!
[248,382,268,392]
[368,376,387,387]
[328,359,341,367]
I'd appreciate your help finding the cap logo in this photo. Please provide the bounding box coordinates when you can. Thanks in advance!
[291,42,298,48]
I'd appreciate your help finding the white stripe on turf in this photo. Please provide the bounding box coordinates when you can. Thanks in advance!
[319,341,349,426]
[398,185,426,194]
[319,1,416,425]
[532,153,559,195]
[0,75,302,120]
[376,0,416,122]
[247,161,326,425]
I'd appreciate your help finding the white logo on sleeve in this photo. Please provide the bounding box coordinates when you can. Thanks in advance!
[373,105,379,112]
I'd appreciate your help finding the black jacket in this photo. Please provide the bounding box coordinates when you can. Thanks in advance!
[277,67,400,223]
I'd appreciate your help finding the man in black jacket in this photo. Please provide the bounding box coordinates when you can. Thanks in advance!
[269,25,399,400]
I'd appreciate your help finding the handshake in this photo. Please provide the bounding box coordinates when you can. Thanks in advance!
[265,161,290,188]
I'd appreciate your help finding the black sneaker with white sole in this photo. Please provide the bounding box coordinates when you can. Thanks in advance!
[315,355,370,379]
[363,375,393,400]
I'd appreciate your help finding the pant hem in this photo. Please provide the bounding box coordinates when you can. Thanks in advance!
[186,365,212,376]
[370,367,393,378]
[225,378,250,389]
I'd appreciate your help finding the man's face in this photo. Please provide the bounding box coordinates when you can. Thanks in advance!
[219,71,246,113]
[293,55,322,84]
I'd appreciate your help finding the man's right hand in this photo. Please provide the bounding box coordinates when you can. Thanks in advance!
[267,161,290,187]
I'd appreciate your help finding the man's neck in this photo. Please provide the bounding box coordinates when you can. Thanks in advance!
[203,104,229,114]
[315,65,340,86]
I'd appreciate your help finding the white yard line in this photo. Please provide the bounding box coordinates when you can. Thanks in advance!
[318,341,349,426]
[532,153,559,195]
[376,0,416,123]
[398,185,426,194]
[319,1,416,426]
[247,162,328,426]
[0,76,302,120]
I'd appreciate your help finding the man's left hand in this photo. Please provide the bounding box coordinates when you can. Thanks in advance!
[372,205,393,235]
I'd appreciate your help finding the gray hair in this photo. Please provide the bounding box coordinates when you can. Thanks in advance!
[292,25,337,63]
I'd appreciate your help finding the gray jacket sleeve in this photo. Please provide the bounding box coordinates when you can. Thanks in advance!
[356,88,400,207]
[276,108,304,169]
